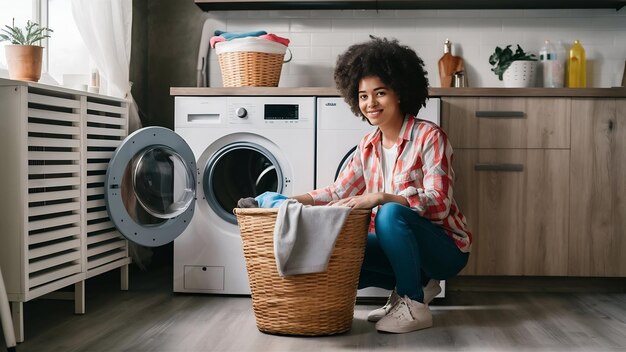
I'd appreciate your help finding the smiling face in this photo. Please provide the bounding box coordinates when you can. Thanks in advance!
[358,76,404,130]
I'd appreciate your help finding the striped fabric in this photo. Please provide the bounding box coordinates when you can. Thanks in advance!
[309,115,472,253]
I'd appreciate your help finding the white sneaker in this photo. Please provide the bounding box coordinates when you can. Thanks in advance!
[375,295,433,333]
[423,279,442,304]
[367,290,400,322]
[367,280,441,322]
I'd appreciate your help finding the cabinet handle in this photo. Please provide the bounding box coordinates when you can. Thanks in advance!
[474,163,524,172]
[475,111,525,118]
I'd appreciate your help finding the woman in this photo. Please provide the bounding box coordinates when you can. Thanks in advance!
[292,37,472,334]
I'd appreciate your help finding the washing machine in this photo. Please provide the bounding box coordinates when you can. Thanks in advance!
[104,96,315,295]
[315,97,444,299]
[316,97,440,188]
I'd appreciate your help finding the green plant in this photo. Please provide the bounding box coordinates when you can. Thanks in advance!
[0,18,53,45]
[489,44,537,81]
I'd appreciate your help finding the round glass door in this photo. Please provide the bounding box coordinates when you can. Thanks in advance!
[105,127,196,247]
[132,146,195,219]
[204,142,282,224]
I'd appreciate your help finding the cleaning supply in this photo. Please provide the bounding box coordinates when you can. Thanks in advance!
[437,39,464,88]
[567,40,586,88]
[539,40,565,88]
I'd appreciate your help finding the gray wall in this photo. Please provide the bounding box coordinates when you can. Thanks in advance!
[132,0,207,129]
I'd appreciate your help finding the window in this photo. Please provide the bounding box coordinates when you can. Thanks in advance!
[0,1,33,69]
[47,0,91,85]
[0,0,91,86]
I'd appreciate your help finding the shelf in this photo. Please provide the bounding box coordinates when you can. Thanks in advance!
[195,0,626,11]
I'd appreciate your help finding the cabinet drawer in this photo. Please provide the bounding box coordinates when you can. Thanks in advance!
[442,97,570,149]
[454,148,570,276]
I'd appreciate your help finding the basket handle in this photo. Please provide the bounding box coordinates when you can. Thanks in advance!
[283,48,292,63]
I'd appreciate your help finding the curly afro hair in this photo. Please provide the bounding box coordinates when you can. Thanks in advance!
[334,36,429,121]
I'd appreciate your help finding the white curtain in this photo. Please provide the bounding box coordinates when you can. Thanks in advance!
[71,0,150,269]
[70,0,141,132]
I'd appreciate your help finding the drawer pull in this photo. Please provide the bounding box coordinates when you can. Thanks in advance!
[474,163,524,172]
[475,111,525,118]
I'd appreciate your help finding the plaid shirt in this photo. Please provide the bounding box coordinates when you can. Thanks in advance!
[309,115,472,253]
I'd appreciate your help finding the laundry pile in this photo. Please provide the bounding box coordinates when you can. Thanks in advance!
[237,192,350,277]
[210,30,290,48]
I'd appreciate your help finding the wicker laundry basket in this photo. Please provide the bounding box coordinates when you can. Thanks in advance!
[215,37,289,87]
[233,207,371,336]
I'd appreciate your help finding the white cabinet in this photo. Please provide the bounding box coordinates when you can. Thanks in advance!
[0,78,131,342]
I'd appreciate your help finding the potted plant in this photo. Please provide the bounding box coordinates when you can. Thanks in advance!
[1,19,53,82]
[489,44,538,87]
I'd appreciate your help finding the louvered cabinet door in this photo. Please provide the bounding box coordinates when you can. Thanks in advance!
[82,97,131,278]
[25,88,85,297]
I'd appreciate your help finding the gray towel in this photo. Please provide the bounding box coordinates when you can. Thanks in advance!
[237,197,258,208]
[273,199,351,277]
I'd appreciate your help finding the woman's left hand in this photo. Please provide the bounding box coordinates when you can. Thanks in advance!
[328,193,381,209]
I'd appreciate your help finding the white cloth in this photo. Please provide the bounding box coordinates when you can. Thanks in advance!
[381,143,397,193]
[215,37,287,55]
[71,0,142,133]
[273,199,351,277]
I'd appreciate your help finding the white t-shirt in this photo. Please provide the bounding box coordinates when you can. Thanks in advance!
[380,143,397,193]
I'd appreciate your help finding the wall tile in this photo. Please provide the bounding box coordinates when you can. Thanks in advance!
[207,9,626,88]
[290,19,332,32]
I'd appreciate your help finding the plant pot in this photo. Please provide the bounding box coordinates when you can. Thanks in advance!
[5,45,43,82]
[503,60,537,88]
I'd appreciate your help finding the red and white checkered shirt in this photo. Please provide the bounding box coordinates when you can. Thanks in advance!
[309,115,472,253]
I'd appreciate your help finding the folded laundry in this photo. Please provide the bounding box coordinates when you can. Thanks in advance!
[214,30,267,40]
[210,31,290,49]
[259,33,290,46]
[209,35,225,48]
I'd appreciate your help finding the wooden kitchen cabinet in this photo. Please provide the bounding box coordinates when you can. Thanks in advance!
[453,149,570,276]
[442,97,571,276]
[0,79,131,342]
[569,98,626,277]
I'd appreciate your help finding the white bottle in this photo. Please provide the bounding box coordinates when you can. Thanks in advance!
[553,41,566,88]
[540,40,566,88]
[540,40,556,87]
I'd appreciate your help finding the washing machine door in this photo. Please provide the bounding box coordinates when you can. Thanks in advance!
[203,140,284,225]
[105,126,196,247]
[335,145,358,181]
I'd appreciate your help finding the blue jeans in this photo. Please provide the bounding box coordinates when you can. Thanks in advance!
[358,203,469,302]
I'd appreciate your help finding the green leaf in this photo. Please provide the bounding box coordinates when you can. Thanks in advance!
[0,18,52,45]
[489,43,536,80]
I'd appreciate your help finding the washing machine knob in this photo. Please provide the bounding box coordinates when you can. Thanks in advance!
[236,107,248,119]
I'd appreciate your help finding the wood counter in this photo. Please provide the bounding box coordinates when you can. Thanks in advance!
[171,86,626,98]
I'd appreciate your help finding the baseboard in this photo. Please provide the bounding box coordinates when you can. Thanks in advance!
[447,276,626,293]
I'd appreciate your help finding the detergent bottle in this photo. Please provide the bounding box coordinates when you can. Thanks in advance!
[567,40,586,88]
[539,40,565,88]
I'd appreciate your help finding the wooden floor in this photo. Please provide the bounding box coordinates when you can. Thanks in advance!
[3,265,626,352]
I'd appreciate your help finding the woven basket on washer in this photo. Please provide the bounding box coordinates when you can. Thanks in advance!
[233,207,371,336]
[215,37,288,87]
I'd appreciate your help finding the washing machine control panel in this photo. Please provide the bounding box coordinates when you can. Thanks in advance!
[226,97,314,127]
[263,104,299,121]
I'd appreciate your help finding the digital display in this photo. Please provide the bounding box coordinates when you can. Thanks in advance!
[264,104,299,120]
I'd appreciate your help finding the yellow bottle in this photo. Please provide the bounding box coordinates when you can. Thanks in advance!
[567,40,586,88]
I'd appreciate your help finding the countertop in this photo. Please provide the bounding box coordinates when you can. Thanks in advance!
[170,87,626,98]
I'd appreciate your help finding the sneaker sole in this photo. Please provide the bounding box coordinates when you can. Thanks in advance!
[375,318,433,334]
